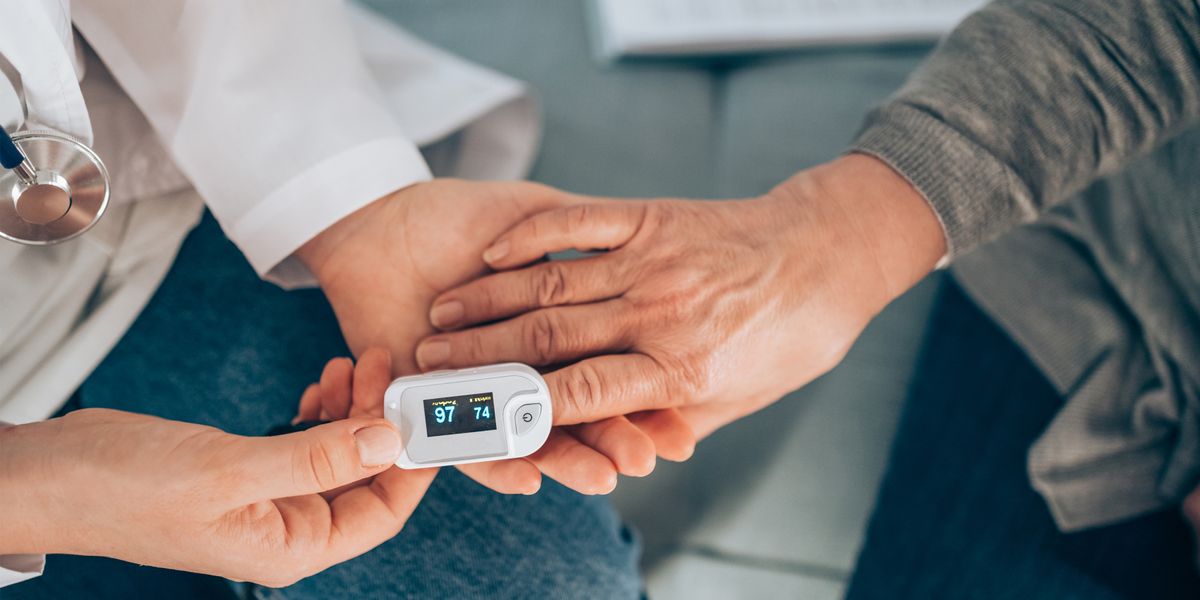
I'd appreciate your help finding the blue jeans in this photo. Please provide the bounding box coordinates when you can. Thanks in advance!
[845,280,1200,599]
[6,213,640,600]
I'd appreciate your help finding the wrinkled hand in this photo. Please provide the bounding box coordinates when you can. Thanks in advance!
[296,180,695,495]
[0,408,432,587]
[417,156,945,439]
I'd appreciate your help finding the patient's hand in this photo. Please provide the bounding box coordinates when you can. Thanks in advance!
[416,156,945,440]
[295,180,695,496]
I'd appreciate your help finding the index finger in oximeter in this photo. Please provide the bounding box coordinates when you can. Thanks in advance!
[384,363,552,469]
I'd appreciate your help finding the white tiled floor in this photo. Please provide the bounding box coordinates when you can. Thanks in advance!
[611,275,942,598]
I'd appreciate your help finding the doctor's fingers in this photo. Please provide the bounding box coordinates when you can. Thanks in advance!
[318,357,354,420]
[455,457,543,496]
[569,416,658,478]
[626,409,696,463]
[566,410,695,471]
[456,428,625,496]
[430,256,633,331]
[295,384,322,423]
[526,428,623,495]
[349,348,392,418]
[272,465,437,584]
[416,301,636,371]
[226,418,402,504]
[313,349,393,421]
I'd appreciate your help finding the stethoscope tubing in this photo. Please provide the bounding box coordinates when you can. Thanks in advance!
[0,124,26,170]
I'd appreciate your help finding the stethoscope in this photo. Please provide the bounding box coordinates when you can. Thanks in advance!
[0,57,110,246]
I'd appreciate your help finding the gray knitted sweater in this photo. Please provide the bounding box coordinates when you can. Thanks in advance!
[852,0,1200,531]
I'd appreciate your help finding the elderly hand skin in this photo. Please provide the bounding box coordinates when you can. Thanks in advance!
[0,409,433,587]
[294,180,696,496]
[416,154,946,438]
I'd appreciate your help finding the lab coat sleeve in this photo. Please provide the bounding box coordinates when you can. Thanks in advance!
[0,553,44,588]
[69,0,432,287]
[0,421,45,588]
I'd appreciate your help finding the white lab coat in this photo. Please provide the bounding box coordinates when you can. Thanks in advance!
[0,0,539,585]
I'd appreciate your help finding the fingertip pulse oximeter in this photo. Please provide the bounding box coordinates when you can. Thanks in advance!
[384,363,552,469]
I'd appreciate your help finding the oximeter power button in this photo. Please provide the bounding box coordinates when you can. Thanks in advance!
[514,404,542,436]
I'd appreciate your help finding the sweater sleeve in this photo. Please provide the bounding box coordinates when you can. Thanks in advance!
[851,0,1200,257]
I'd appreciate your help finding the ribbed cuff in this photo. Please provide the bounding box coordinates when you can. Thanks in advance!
[850,103,1037,259]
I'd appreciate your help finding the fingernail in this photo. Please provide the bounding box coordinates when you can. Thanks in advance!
[355,425,402,467]
[483,240,509,264]
[416,340,450,369]
[599,472,618,495]
[430,301,464,328]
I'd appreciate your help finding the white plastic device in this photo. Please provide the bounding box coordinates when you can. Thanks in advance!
[384,363,552,469]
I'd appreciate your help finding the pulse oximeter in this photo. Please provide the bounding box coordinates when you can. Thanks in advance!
[384,363,552,469]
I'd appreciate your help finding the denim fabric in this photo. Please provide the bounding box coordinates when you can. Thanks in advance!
[5,213,640,600]
[844,281,1200,600]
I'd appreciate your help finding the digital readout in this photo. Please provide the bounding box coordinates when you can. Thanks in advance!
[423,392,497,437]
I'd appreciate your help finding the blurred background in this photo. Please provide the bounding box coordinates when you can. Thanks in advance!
[360,1,971,596]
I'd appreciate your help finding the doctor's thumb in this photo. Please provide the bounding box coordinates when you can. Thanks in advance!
[234,418,402,500]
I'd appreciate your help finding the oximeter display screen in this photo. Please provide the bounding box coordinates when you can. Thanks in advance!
[423,392,498,437]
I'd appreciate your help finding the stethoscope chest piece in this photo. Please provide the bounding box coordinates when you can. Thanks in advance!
[0,130,109,245]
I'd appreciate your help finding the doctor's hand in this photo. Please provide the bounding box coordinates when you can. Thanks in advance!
[295,180,695,497]
[0,408,433,587]
[416,155,946,439]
